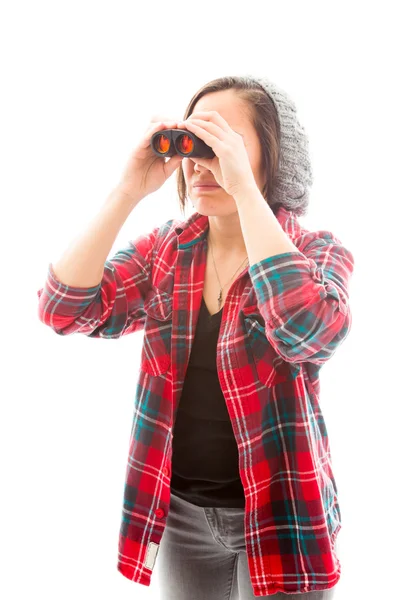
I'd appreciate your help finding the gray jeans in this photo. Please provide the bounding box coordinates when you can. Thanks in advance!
[155,491,338,599]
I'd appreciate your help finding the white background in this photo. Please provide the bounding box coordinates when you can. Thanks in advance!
[1,1,398,599]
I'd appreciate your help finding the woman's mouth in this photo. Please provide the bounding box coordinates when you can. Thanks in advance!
[194,185,221,190]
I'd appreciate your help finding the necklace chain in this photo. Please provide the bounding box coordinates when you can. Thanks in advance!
[208,230,249,312]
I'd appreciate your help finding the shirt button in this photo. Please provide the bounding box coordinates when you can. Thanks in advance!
[155,508,165,519]
[163,466,169,477]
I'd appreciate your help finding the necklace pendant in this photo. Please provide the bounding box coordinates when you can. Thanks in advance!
[217,289,223,310]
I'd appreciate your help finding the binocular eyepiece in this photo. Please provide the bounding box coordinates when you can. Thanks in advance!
[151,128,216,159]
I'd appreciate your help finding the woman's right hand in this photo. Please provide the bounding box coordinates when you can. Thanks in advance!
[117,116,184,203]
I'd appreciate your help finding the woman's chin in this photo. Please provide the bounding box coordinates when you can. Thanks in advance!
[190,195,237,215]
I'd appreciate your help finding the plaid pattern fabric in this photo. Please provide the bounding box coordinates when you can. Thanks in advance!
[37,206,354,596]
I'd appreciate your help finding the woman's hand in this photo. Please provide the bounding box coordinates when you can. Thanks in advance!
[118,117,184,202]
[177,110,259,198]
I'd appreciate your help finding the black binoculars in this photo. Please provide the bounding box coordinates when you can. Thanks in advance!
[151,128,216,159]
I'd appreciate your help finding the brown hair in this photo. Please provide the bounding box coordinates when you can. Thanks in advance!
[176,75,282,217]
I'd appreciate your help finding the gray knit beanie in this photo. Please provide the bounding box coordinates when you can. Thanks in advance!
[243,74,314,217]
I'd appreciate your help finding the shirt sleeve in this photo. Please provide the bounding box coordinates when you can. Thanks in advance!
[37,226,161,338]
[248,229,355,366]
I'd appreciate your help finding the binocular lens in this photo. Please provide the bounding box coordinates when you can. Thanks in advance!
[176,134,194,155]
[155,134,171,154]
[154,132,194,155]
[151,128,215,158]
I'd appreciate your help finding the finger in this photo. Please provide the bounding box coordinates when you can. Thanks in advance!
[188,111,231,134]
[143,121,180,144]
[184,119,223,142]
[148,120,179,131]
[164,153,184,178]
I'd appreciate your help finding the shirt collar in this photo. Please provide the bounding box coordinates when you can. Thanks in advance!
[173,205,302,248]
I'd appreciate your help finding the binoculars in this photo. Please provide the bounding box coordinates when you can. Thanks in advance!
[151,128,216,159]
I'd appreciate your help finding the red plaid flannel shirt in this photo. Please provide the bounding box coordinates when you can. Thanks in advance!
[37,206,354,596]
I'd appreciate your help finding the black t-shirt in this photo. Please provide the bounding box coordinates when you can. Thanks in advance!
[170,297,246,508]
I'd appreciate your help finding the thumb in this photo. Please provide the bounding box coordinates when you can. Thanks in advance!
[164,154,184,178]
[190,157,213,171]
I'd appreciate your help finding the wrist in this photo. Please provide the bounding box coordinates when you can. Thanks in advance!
[111,184,144,209]
[233,183,263,206]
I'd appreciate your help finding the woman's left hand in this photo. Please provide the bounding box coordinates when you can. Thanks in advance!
[177,111,258,198]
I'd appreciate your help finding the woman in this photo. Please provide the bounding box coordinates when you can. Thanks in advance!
[38,75,354,598]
